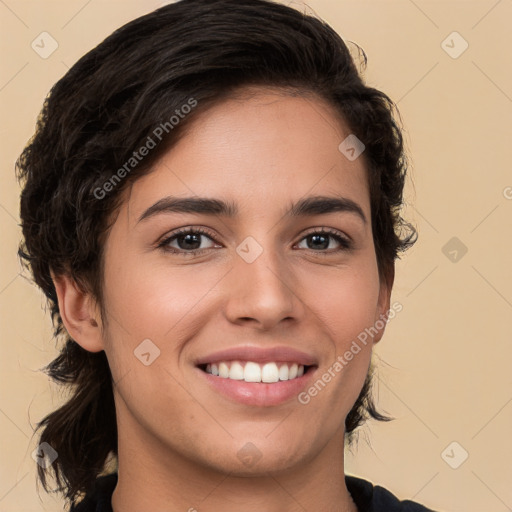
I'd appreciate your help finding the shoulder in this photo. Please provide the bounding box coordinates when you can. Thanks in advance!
[70,473,117,512]
[345,475,439,512]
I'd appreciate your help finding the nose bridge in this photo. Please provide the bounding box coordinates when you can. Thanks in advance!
[224,233,301,327]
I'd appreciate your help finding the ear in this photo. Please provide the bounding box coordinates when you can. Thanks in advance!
[52,272,104,353]
[372,268,394,345]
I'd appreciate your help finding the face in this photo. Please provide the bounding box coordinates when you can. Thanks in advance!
[97,87,390,475]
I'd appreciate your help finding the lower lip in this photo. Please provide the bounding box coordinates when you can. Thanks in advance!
[196,366,317,407]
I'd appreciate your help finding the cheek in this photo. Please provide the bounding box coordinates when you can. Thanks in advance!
[100,254,229,391]
[299,261,380,401]
[303,260,381,344]
[103,252,219,338]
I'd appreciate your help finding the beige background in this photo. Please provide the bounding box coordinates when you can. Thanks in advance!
[1,0,511,510]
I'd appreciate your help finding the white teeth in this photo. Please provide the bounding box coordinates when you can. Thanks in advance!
[244,362,261,382]
[278,364,289,381]
[219,362,229,378]
[261,363,279,383]
[203,360,306,383]
[229,361,245,380]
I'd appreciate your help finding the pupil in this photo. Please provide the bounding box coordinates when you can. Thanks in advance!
[180,233,201,250]
[310,234,328,250]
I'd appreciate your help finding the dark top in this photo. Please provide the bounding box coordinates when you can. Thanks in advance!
[70,473,438,511]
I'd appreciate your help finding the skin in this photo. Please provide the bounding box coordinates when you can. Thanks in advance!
[54,87,392,512]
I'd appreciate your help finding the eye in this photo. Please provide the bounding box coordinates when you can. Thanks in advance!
[296,228,352,253]
[158,227,219,256]
[157,226,352,257]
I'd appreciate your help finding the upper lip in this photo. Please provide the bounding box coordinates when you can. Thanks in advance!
[195,346,318,367]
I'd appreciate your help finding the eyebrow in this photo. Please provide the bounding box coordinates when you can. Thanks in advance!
[137,195,367,224]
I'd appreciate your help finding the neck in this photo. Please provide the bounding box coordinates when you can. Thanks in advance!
[111,408,357,512]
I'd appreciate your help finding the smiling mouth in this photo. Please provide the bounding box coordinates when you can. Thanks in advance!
[197,360,316,383]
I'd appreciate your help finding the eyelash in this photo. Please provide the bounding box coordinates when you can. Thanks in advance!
[157,226,352,257]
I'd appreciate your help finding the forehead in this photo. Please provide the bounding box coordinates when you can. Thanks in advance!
[122,88,370,223]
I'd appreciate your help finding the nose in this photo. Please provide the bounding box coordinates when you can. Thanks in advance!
[223,241,304,330]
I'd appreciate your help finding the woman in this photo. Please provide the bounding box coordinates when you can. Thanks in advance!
[17,0,435,510]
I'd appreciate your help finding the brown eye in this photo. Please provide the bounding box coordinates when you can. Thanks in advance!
[158,228,218,256]
[296,229,351,253]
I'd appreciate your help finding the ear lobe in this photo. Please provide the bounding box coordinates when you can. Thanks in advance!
[51,272,104,353]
